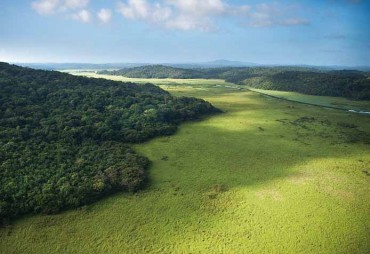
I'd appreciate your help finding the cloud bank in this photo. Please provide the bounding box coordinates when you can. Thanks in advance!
[32,0,94,23]
[117,0,309,31]
[31,0,310,29]
[32,0,90,15]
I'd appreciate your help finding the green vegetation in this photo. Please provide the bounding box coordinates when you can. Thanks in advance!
[98,65,316,82]
[99,65,370,100]
[245,70,370,100]
[1,76,369,253]
[98,65,205,79]
[0,63,219,223]
[247,88,370,111]
[72,72,370,112]
[68,71,236,87]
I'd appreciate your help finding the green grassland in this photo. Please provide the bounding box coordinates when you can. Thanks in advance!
[68,71,237,87]
[248,87,370,111]
[1,77,370,253]
[71,71,370,112]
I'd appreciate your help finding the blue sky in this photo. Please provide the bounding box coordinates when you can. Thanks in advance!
[0,0,369,66]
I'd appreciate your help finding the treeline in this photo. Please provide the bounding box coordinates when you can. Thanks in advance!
[99,65,205,79]
[0,62,220,223]
[245,70,370,100]
[100,65,370,100]
[98,65,315,81]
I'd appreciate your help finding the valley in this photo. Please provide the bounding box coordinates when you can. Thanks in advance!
[1,76,369,253]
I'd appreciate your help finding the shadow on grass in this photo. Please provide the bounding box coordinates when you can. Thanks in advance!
[137,90,369,205]
[1,89,369,254]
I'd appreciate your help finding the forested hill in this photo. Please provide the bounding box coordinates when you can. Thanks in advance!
[245,70,370,100]
[100,65,370,100]
[99,65,205,79]
[0,62,220,223]
[98,65,316,81]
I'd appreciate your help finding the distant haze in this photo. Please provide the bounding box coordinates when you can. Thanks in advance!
[15,60,370,72]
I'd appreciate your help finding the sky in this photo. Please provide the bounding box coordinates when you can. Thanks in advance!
[0,0,369,66]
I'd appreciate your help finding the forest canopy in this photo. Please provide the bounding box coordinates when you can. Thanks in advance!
[0,62,220,223]
[99,65,370,100]
[245,70,370,100]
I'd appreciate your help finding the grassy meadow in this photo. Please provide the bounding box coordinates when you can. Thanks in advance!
[1,76,370,253]
[247,87,370,112]
[71,71,370,111]
[68,71,237,87]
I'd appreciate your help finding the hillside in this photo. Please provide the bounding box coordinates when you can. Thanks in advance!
[19,59,258,70]
[98,65,316,81]
[100,65,370,100]
[1,78,369,253]
[245,70,370,100]
[98,65,205,79]
[0,63,219,223]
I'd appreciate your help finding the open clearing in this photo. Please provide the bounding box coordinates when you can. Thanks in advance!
[1,76,369,253]
[71,71,370,112]
[68,71,235,87]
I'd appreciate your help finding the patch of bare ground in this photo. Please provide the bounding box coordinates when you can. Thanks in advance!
[287,171,315,185]
[256,188,284,201]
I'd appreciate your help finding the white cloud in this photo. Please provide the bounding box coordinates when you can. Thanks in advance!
[31,0,310,29]
[97,8,112,23]
[164,0,235,31]
[166,0,226,16]
[32,0,91,22]
[32,0,89,14]
[243,3,310,28]
[32,0,60,15]
[117,0,149,19]
[117,0,241,31]
[164,15,208,31]
[72,9,91,23]
[117,0,171,22]
[116,0,308,31]
[64,0,89,9]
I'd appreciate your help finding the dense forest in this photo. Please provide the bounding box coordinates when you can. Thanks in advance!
[245,70,370,100]
[100,65,370,100]
[0,62,220,224]
[98,65,315,81]
[99,65,205,79]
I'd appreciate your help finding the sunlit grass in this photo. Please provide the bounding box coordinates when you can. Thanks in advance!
[68,71,235,87]
[248,87,370,111]
[1,78,369,253]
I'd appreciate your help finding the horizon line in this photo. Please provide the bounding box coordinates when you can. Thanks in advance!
[6,61,370,68]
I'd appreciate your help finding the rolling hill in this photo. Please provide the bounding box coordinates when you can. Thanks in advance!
[0,62,220,223]
[100,65,370,100]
